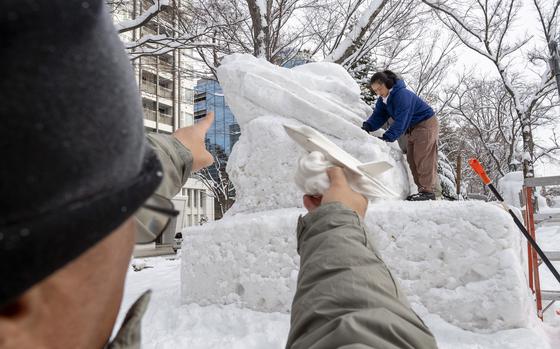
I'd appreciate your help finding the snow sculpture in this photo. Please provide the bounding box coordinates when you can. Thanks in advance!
[182,54,535,335]
[182,53,410,313]
[218,54,411,214]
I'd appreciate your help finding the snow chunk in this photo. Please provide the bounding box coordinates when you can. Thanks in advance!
[498,171,524,207]
[364,201,533,332]
[181,208,302,312]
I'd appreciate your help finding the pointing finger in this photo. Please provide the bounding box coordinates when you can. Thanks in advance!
[197,112,214,131]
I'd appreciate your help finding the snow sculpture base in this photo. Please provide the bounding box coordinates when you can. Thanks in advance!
[181,208,302,312]
[363,201,532,332]
[181,201,533,333]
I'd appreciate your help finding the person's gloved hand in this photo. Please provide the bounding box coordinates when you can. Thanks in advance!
[172,112,215,171]
[303,167,368,219]
[377,133,391,142]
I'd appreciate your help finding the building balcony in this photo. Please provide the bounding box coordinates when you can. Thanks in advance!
[144,109,173,127]
[144,109,157,121]
[158,113,173,126]
[142,56,174,74]
[141,80,173,99]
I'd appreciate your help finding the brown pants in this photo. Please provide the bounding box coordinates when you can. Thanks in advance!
[406,116,439,193]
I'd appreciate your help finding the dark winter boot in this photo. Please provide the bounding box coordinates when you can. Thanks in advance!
[406,192,436,201]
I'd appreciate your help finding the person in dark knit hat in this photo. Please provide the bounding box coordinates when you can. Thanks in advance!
[0,0,213,347]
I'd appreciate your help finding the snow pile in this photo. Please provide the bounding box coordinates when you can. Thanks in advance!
[123,254,554,349]
[182,208,302,312]
[119,256,291,349]
[364,201,533,332]
[182,200,535,333]
[498,171,523,207]
[218,53,411,214]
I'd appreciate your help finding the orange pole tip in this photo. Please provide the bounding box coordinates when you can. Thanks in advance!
[468,158,492,185]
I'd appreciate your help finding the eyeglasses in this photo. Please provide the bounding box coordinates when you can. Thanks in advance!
[135,194,180,244]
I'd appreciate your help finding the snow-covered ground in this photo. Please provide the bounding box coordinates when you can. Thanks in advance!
[118,239,559,348]
[117,254,290,348]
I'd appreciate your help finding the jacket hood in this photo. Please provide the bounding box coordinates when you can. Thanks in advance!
[393,79,406,91]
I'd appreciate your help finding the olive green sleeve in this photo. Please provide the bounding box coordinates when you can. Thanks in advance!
[146,133,193,198]
[287,202,437,349]
[133,134,193,243]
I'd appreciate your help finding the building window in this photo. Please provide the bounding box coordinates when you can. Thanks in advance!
[183,88,194,104]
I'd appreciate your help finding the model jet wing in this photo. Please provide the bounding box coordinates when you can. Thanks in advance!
[283,124,393,179]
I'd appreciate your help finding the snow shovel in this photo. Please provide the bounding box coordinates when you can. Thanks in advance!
[469,158,560,286]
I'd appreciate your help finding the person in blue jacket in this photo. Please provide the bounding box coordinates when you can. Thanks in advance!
[362,70,439,201]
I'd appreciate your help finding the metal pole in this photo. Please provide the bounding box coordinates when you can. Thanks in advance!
[456,154,462,196]
[525,186,543,319]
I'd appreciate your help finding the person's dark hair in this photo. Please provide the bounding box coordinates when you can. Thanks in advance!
[369,70,399,89]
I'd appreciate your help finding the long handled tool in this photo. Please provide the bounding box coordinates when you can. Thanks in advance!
[469,158,560,286]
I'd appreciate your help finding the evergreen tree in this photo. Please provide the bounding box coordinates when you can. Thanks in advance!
[437,150,462,200]
[347,49,376,106]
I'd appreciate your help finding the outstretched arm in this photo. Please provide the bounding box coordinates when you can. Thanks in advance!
[363,99,389,132]
[145,113,215,198]
[287,168,437,349]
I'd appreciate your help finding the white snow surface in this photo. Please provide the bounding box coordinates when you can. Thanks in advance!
[217,54,410,214]
[498,171,524,207]
[181,208,302,312]
[364,201,533,332]
[181,201,547,338]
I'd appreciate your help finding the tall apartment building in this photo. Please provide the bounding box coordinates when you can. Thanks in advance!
[112,0,195,132]
[111,1,213,248]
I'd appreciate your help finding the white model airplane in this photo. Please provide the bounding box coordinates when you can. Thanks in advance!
[283,124,394,181]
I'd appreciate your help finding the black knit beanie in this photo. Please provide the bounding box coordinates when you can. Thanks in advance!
[0,0,163,306]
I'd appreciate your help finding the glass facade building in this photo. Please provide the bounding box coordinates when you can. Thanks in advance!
[194,79,240,156]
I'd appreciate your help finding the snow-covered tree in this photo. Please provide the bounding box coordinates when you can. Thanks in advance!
[109,0,219,60]
[421,0,560,179]
[193,144,235,219]
[347,43,377,105]
[438,151,458,200]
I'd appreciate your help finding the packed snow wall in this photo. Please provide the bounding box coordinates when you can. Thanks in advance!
[182,54,534,333]
[182,200,533,331]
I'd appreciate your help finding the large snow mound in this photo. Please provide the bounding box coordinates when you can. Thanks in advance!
[182,201,534,333]
[217,54,411,214]
[122,256,552,349]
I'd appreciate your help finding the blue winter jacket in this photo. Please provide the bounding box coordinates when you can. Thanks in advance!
[363,80,434,142]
